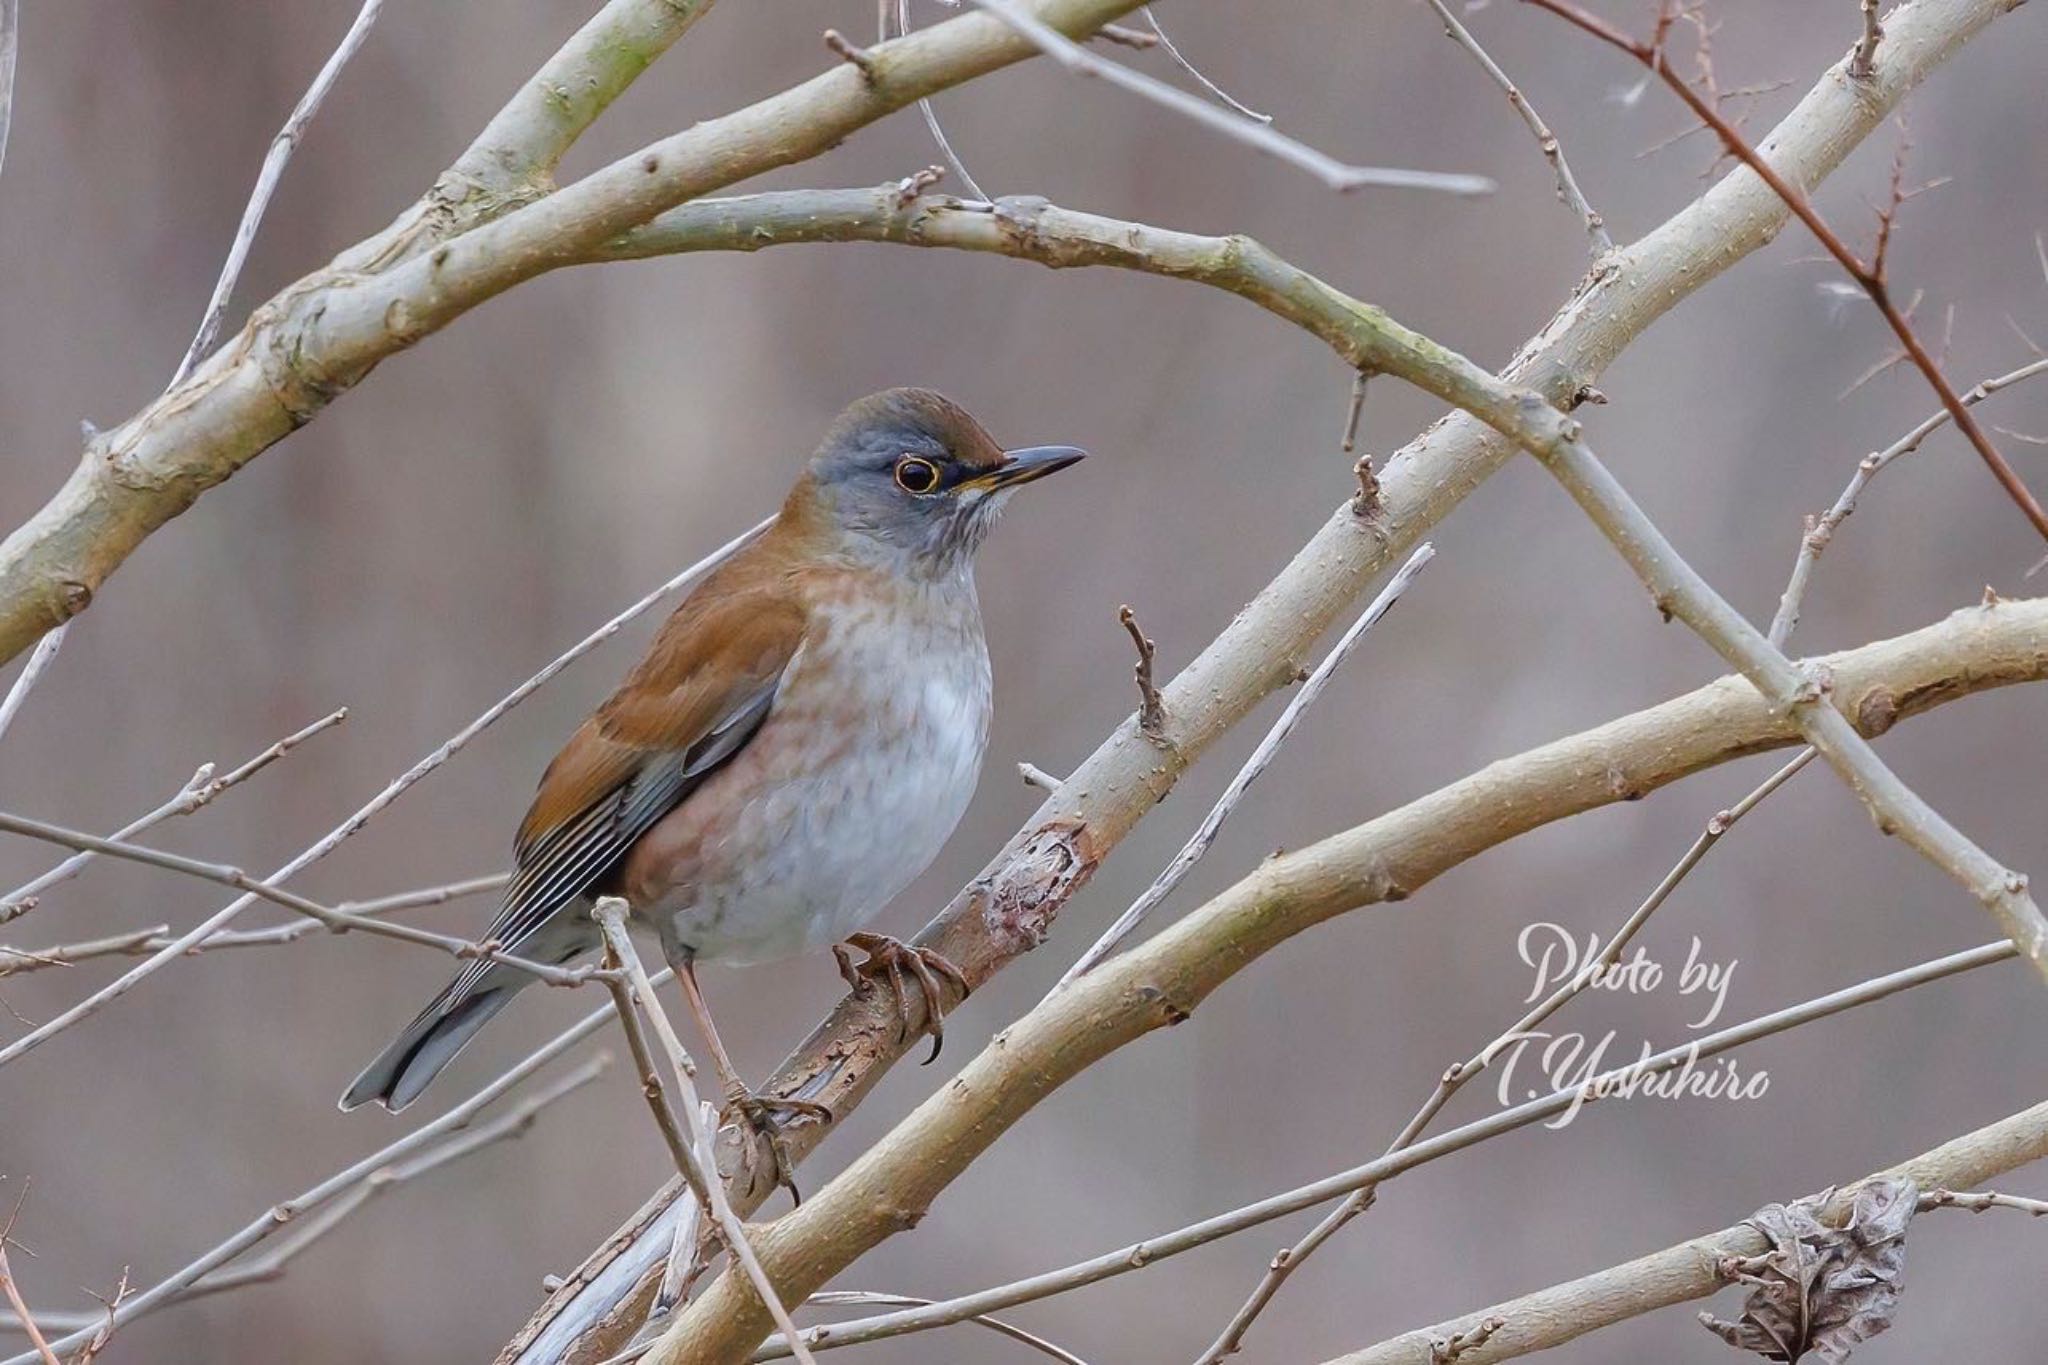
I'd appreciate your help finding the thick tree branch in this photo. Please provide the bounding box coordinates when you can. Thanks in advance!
[646,595,2048,1364]
[1531,434,2048,977]
[333,0,722,274]
[505,3,2019,1354]
[1333,1098,2048,1365]
[0,0,1150,666]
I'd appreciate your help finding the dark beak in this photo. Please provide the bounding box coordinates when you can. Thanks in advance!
[972,445,1087,492]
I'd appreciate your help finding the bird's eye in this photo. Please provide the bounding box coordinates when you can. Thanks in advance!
[894,455,940,494]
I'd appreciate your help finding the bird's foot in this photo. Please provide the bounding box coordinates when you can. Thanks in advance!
[720,1085,832,1206]
[832,932,970,1064]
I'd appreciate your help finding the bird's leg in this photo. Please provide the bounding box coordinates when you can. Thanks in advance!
[832,931,969,1064]
[673,955,829,1205]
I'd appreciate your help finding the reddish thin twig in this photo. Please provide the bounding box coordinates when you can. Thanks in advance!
[1523,0,2048,546]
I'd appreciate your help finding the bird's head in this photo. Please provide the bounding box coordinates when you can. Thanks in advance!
[796,388,1085,574]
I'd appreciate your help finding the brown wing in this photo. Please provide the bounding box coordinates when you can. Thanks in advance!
[452,584,807,988]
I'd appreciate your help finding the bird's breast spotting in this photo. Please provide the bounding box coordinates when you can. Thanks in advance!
[621,572,992,964]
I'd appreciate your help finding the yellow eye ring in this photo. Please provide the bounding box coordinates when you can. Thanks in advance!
[894,455,940,494]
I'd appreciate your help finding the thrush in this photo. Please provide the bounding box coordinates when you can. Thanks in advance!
[340,388,1083,1176]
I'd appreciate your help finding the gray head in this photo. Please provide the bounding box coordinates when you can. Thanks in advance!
[794,388,1085,573]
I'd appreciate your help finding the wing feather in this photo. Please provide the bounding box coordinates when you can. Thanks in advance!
[444,586,805,1000]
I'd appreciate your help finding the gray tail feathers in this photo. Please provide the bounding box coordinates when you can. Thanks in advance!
[339,983,516,1113]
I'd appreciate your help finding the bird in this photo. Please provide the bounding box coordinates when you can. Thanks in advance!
[340,388,1083,1185]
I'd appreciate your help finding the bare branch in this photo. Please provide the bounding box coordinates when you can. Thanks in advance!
[1527,0,2048,545]
[1196,745,1814,1361]
[167,0,384,389]
[1919,1188,2048,1218]
[1060,544,1435,988]
[9,1009,622,1364]
[335,0,720,273]
[1422,0,1613,258]
[1533,428,2048,981]
[0,707,347,925]
[0,626,61,748]
[1340,372,1369,454]
[967,0,1494,195]
[1137,6,1271,123]
[0,811,596,988]
[0,874,504,979]
[1771,356,2048,644]
[0,518,765,1069]
[805,1291,1092,1365]
[1334,1095,2048,1365]
[508,5,2025,1348]
[590,900,816,1365]
[0,1,1175,664]
[0,1189,57,1365]
[739,941,2020,1360]
[0,1057,606,1338]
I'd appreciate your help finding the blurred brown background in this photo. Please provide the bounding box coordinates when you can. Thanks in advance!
[3,2,2046,1361]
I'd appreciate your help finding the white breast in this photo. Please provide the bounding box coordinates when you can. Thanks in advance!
[656,573,992,964]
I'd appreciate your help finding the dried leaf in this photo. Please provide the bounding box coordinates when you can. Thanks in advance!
[1699,1176,1918,1362]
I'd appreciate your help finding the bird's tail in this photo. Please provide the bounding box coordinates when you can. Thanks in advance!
[338,978,517,1113]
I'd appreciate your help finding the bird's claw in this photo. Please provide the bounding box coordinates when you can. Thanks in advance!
[832,932,969,1064]
[721,1086,832,1206]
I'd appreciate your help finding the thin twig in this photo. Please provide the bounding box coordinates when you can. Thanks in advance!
[0,518,767,1070]
[1194,746,1810,1362]
[1422,0,1612,258]
[1919,1188,2048,1218]
[806,1291,1096,1365]
[0,1189,56,1365]
[1117,605,1166,739]
[1061,544,1435,989]
[749,940,2018,1358]
[0,707,347,924]
[1,874,507,979]
[895,0,994,203]
[1340,373,1369,455]
[0,813,593,987]
[0,627,62,748]
[0,1256,53,1365]
[1525,0,2048,545]
[967,0,1494,195]
[8,1008,626,1364]
[1016,762,1063,792]
[1536,419,2048,981]
[590,900,817,1365]
[1851,0,1884,80]
[168,0,383,389]
[0,1056,607,1337]
[1137,6,1270,123]
[1771,356,2048,644]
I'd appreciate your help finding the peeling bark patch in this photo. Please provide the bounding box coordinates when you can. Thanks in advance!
[981,819,1097,950]
[1856,685,1899,735]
